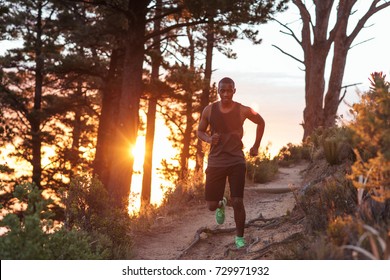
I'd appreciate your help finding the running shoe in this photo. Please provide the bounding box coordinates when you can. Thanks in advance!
[235,236,246,248]
[215,197,227,225]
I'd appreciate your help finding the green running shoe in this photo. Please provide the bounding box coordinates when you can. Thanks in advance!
[235,236,246,248]
[215,197,227,225]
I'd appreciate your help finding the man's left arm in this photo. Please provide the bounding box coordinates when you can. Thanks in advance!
[244,106,265,156]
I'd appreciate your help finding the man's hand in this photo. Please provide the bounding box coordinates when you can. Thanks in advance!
[210,133,220,145]
[249,146,259,157]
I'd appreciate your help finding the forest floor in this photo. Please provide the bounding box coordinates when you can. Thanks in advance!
[133,162,308,260]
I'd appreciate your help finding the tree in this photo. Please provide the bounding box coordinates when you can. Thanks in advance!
[0,1,106,215]
[141,0,163,209]
[0,0,64,189]
[275,0,390,139]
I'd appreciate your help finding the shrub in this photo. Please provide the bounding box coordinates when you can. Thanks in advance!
[327,216,362,247]
[276,143,311,166]
[62,176,134,259]
[0,183,106,259]
[298,178,357,233]
[309,126,355,165]
[246,147,278,183]
[348,72,390,205]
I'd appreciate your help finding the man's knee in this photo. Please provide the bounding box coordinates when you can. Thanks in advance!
[206,201,219,211]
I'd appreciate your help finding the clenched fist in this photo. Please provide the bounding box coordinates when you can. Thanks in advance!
[210,133,220,145]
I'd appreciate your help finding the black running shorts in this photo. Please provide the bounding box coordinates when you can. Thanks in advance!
[205,163,246,201]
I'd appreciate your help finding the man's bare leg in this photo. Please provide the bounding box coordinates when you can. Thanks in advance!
[232,197,246,237]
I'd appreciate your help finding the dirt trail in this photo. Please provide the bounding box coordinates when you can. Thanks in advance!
[133,162,307,260]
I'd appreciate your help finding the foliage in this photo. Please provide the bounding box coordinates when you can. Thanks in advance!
[327,215,363,247]
[161,64,204,180]
[0,0,102,197]
[348,72,390,202]
[309,126,355,165]
[277,235,346,260]
[276,142,311,166]
[297,165,358,232]
[62,175,134,259]
[246,145,278,184]
[0,183,107,259]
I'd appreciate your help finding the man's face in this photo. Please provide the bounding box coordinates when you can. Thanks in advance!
[218,82,236,104]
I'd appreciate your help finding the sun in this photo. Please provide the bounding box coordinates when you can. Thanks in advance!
[129,136,146,172]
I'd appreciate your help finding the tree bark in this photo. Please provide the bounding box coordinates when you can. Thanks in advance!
[195,19,214,172]
[179,26,196,180]
[107,0,149,208]
[31,0,43,188]
[70,81,83,176]
[297,0,334,139]
[323,2,352,128]
[94,48,123,187]
[180,93,194,180]
[141,0,162,209]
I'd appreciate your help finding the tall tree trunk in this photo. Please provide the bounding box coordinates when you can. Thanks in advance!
[295,0,333,139]
[94,48,123,187]
[302,50,328,139]
[141,96,157,205]
[32,0,43,188]
[70,81,83,176]
[323,1,354,128]
[179,93,193,180]
[141,0,162,209]
[195,19,214,172]
[107,0,148,208]
[323,41,349,128]
[179,26,196,180]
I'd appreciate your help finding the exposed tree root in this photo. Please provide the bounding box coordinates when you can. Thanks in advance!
[223,232,304,259]
[249,232,304,259]
[178,214,302,259]
[177,226,236,259]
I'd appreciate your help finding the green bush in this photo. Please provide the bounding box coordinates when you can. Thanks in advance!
[62,176,134,259]
[246,148,278,183]
[0,183,106,259]
[276,143,311,166]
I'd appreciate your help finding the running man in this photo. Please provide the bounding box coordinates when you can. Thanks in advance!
[197,77,265,248]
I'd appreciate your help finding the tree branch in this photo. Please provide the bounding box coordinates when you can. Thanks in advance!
[146,6,183,23]
[339,82,362,105]
[145,19,208,41]
[293,0,313,53]
[349,37,374,49]
[347,0,390,45]
[272,18,302,47]
[272,44,304,65]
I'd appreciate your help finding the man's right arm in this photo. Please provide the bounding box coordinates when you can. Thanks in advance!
[198,105,221,145]
[197,106,212,144]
